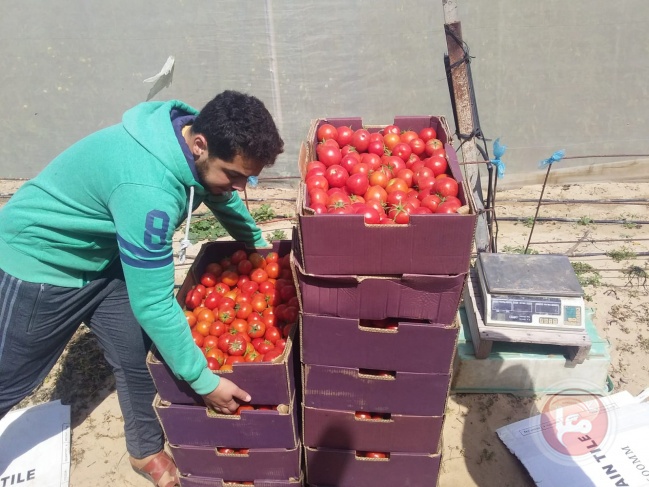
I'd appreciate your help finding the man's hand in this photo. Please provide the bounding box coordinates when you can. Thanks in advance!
[202,377,251,414]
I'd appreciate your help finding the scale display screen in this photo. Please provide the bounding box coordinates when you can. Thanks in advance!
[489,294,582,328]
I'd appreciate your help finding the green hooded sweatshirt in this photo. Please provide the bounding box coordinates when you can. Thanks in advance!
[0,100,268,395]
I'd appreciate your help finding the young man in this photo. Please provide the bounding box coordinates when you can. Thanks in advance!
[0,90,284,487]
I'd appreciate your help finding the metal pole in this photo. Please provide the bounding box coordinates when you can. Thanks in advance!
[524,163,553,254]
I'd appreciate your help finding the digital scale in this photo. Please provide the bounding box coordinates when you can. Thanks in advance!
[475,253,586,332]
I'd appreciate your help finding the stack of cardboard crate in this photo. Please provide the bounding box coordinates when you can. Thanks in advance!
[294,117,477,487]
[147,241,303,487]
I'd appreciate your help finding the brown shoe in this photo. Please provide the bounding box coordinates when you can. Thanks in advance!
[131,450,179,487]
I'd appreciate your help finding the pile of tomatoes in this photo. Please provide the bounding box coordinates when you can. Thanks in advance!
[304,123,464,224]
[183,249,298,371]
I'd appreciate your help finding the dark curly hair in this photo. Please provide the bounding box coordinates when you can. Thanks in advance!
[192,90,284,167]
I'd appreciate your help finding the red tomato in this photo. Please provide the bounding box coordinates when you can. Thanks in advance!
[217,333,232,353]
[184,311,197,327]
[206,357,220,371]
[200,272,218,288]
[209,320,227,337]
[316,143,342,167]
[354,411,373,420]
[391,142,412,161]
[203,292,221,310]
[317,123,338,142]
[400,130,418,144]
[262,348,283,362]
[383,132,401,151]
[282,305,299,324]
[388,202,413,224]
[205,262,223,277]
[227,333,247,356]
[336,125,354,146]
[221,270,239,287]
[250,293,268,313]
[385,177,409,194]
[346,173,370,196]
[247,320,266,339]
[355,205,381,225]
[230,250,247,265]
[184,289,202,310]
[409,137,426,156]
[305,160,326,173]
[437,200,461,213]
[217,306,235,324]
[360,153,382,171]
[419,127,437,142]
[306,174,329,192]
[425,138,445,157]
[352,129,370,152]
[253,338,275,355]
[386,190,408,207]
[264,326,281,344]
[225,355,245,365]
[411,206,433,214]
[396,168,414,188]
[424,155,448,177]
[195,320,211,337]
[191,330,205,348]
[417,176,436,193]
[367,139,385,156]
[339,153,360,174]
[365,452,389,459]
[435,177,459,198]
[364,185,388,204]
[382,124,400,135]
[324,165,349,188]
[421,194,442,213]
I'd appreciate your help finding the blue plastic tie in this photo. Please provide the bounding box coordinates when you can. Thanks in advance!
[490,138,507,179]
[247,176,259,188]
[539,149,565,169]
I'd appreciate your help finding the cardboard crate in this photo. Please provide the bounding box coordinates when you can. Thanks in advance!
[148,240,297,406]
[179,475,303,487]
[302,364,450,416]
[296,116,477,277]
[305,447,441,487]
[154,394,299,449]
[301,313,459,374]
[147,325,297,406]
[170,443,301,481]
[302,405,443,454]
[293,247,466,324]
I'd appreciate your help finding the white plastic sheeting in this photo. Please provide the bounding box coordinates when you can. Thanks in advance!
[1,0,648,181]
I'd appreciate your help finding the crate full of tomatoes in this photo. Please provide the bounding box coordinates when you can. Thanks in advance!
[147,240,299,407]
[296,116,477,276]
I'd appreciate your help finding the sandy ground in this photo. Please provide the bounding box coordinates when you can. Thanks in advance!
[2,178,648,487]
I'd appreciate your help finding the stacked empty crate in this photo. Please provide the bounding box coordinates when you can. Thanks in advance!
[294,116,477,487]
[147,241,303,487]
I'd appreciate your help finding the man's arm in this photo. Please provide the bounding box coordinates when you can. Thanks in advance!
[108,184,250,409]
[204,191,269,247]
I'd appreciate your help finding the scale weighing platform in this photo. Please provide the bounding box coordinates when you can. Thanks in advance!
[476,253,586,331]
[463,253,592,364]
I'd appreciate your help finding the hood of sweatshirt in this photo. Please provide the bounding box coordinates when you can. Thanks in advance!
[121,100,207,195]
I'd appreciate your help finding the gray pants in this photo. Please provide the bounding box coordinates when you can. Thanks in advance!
[0,262,163,459]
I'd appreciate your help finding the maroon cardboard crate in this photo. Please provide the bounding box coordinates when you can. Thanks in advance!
[296,116,476,277]
[148,239,296,406]
[154,395,299,449]
[302,364,450,416]
[301,313,459,374]
[147,325,296,406]
[293,249,466,324]
[170,443,301,481]
[302,405,443,454]
[305,447,441,487]
[179,475,303,487]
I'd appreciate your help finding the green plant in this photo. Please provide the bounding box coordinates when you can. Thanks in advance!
[187,216,228,243]
[606,246,637,263]
[577,216,594,226]
[266,229,287,242]
[571,262,602,288]
[522,217,535,228]
[251,204,276,222]
[502,245,539,255]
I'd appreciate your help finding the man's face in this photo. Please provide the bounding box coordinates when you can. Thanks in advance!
[195,153,260,195]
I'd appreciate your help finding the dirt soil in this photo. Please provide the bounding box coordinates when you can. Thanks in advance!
[3,178,648,487]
